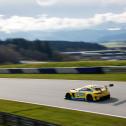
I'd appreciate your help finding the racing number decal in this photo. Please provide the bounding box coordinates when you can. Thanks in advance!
[79,92,84,96]
[76,92,85,97]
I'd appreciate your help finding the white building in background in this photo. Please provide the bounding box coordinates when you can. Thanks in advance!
[61,50,126,60]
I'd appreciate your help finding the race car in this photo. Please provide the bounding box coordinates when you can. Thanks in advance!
[65,84,114,102]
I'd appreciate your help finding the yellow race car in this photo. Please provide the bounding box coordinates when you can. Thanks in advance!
[65,84,113,101]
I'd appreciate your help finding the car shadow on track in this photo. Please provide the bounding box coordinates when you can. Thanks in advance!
[113,100,126,106]
[66,97,119,104]
[96,97,119,104]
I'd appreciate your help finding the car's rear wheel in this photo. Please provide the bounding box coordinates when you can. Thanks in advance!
[107,94,110,99]
[65,93,71,100]
[86,95,93,102]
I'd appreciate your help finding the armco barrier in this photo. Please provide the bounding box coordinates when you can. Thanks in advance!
[0,112,60,126]
[0,67,104,74]
[0,66,125,74]
[76,67,104,74]
[103,66,126,73]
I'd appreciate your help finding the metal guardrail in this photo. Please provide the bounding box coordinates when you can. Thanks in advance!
[0,112,60,126]
[0,67,104,74]
[103,66,126,73]
[0,66,126,74]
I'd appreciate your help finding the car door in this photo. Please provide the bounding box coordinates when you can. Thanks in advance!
[76,88,87,98]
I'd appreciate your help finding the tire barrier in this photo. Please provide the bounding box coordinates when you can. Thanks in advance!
[0,66,125,74]
[0,112,60,126]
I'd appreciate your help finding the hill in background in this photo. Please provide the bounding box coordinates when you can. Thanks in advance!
[102,41,126,50]
[0,38,106,63]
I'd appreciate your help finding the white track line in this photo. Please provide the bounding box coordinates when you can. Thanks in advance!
[1,98,126,119]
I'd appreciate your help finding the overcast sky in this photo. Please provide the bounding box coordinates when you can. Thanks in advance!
[0,0,126,33]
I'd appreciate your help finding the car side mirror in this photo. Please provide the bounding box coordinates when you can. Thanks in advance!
[109,84,114,87]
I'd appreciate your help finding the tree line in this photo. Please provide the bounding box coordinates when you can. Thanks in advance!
[0,38,106,64]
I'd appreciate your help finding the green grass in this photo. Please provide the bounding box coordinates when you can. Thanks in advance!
[0,99,125,126]
[0,60,126,68]
[0,73,126,81]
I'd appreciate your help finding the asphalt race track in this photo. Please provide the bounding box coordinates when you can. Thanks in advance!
[0,78,126,118]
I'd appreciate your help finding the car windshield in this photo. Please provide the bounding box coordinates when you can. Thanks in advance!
[79,88,92,92]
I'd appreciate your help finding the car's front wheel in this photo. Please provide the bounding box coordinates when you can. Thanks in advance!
[65,93,71,100]
[86,94,93,102]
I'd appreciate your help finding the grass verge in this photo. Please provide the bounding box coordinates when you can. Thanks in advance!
[0,73,126,81]
[0,99,125,126]
[0,60,126,68]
